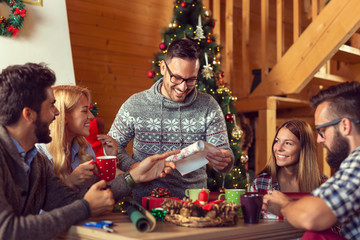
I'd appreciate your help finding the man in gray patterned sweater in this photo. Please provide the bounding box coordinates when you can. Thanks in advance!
[109,39,234,202]
[0,63,178,239]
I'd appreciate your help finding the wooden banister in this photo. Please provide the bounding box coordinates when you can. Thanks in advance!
[250,0,360,97]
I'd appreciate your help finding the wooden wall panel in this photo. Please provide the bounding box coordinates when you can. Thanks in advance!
[66,0,174,131]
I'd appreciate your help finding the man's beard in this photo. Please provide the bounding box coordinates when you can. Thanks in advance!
[325,130,350,169]
[35,117,52,144]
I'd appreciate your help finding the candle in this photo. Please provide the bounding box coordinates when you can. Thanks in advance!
[198,189,209,205]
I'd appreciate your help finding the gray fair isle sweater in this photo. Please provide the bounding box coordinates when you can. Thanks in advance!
[109,79,233,202]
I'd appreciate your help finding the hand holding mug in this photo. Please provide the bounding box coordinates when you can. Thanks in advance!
[90,156,117,182]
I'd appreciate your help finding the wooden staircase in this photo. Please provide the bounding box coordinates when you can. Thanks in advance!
[227,0,360,176]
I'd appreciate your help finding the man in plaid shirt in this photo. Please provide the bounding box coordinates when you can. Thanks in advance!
[262,82,360,239]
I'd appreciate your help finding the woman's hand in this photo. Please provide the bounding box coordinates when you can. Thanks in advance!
[97,134,118,156]
[65,160,95,188]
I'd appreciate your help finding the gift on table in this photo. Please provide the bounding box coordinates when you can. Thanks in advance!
[141,187,179,210]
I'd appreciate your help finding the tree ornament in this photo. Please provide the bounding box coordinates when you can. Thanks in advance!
[216,85,225,94]
[225,114,234,122]
[221,71,225,77]
[206,38,212,43]
[147,70,155,78]
[159,42,167,51]
[240,153,249,164]
[217,73,225,86]
[0,0,26,37]
[172,21,178,28]
[231,114,242,140]
[231,127,243,140]
[194,15,205,40]
[181,2,187,8]
[201,52,214,79]
[204,9,212,17]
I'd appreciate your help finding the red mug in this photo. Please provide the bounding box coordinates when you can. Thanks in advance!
[91,156,117,182]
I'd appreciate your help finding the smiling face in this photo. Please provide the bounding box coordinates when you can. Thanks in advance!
[160,57,199,102]
[65,94,94,141]
[273,127,301,168]
[35,87,59,143]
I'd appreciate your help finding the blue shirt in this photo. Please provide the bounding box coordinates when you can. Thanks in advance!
[35,142,96,171]
[10,137,37,174]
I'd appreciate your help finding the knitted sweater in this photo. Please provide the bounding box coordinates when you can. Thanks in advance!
[109,79,233,202]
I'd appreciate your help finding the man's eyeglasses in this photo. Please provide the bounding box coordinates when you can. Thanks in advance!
[164,61,197,87]
[315,118,360,138]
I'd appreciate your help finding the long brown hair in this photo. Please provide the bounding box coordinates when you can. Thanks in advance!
[261,119,323,192]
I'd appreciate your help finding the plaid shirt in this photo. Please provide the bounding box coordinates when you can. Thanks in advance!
[250,173,328,220]
[250,173,280,219]
[250,173,280,192]
[312,146,360,239]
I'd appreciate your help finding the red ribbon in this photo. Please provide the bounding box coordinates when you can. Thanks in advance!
[14,8,26,17]
[151,187,170,198]
[6,25,19,36]
[192,199,224,211]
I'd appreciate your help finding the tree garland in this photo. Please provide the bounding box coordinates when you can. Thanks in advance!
[0,0,26,37]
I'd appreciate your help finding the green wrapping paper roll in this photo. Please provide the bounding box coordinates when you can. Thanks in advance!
[125,203,151,232]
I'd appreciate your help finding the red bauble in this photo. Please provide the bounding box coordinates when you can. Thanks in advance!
[181,2,187,8]
[147,70,155,78]
[226,114,234,122]
[221,71,225,77]
[218,80,225,86]
[206,38,212,43]
[159,42,167,51]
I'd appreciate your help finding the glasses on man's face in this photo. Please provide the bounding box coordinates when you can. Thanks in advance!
[315,118,360,138]
[164,61,197,87]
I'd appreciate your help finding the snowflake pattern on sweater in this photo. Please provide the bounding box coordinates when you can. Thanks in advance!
[109,80,233,203]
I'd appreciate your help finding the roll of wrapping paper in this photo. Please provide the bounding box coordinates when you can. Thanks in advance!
[165,140,220,175]
[124,202,151,232]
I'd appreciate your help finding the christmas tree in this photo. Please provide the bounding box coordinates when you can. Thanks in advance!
[147,0,248,191]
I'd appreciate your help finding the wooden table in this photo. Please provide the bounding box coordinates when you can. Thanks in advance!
[58,212,304,240]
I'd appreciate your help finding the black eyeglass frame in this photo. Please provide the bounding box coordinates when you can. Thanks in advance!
[315,118,360,138]
[164,61,198,86]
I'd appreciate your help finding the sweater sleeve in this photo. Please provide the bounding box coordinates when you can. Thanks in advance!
[205,96,234,172]
[108,100,137,171]
[109,173,133,201]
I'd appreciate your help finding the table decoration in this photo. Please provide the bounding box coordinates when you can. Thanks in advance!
[161,198,241,227]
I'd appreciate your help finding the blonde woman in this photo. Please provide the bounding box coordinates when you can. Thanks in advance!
[250,120,327,218]
[36,85,117,192]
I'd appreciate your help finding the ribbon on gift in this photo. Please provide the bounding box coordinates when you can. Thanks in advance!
[192,199,224,211]
[151,187,170,198]
[151,208,167,221]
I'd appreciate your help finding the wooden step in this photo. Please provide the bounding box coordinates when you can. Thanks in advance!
[332,45,360,63]
[235,96,309,113]
[312,72,352,88]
